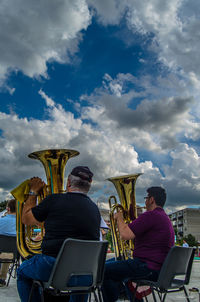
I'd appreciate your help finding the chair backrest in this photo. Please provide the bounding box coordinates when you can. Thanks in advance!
[46,238,108,291]
[157,246,194,290]
[0,235,18,257]
[184,247,195,285]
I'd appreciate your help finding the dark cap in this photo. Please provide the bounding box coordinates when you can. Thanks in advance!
[70,166,93,182]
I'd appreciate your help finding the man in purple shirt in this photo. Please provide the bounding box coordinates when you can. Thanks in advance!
[102,186,175,302]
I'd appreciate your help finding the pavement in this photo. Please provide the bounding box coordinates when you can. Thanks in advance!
[0,260,199,302]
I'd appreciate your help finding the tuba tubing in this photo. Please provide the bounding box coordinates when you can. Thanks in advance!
[109,196,128,260]
[11,149,79,259]
[107,173,142,260]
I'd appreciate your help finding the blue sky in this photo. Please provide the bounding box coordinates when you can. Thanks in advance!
[2,21,156,119]
[0,0,200,212]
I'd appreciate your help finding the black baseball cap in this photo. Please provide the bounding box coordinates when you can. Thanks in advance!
[70,166,93,182]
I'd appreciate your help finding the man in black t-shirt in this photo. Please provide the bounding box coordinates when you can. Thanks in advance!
[17,166,100,302]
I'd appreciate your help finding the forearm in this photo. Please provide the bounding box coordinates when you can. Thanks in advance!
[116,217,135,240]
[22,177,45,225]
[22,195,37,224]
[23,195,37,215]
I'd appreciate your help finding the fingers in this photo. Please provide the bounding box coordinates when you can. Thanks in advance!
[30,177,42,182]
[30,177,45,184]
[114,211,123,221]
[29,177,45,193]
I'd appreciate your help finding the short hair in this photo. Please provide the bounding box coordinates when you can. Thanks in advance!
[68,174,91,193]
[147,187,166,207]
[7,199,16,213]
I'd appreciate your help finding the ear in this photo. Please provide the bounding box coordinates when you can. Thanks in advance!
[66,177,71,189]
[150,196,155,205]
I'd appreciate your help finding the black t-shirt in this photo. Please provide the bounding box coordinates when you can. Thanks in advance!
[32,192,101,257]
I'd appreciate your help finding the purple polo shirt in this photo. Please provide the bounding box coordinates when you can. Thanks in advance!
[128,207,174,271]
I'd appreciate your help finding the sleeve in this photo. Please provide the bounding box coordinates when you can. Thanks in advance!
[128,211,154,236]
[31,195,52,222]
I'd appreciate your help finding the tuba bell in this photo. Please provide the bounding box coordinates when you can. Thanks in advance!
[11,149,79,259]
[108,173,142,260]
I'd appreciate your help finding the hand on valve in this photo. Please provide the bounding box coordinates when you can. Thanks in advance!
[29,177,45,195]
[114,211,124,222]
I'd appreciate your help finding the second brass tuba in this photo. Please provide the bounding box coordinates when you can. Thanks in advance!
[11,149,79,259]
[108,173,142,260]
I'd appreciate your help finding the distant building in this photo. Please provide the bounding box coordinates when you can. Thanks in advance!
[168,208,200,242]
[99,208,110,222]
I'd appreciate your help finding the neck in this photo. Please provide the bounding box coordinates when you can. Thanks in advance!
[153,205,162,210]
[147,204,162,211]
[67,187,87,194]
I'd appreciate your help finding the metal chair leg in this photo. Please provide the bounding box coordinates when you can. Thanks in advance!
[162,292,167,302]
[131,284,139,302]
[6,257,21,286]
[183,286,191,302]
[97,287,103,302]
[93,289,99,302]
[28,281,44,302]
[88,292,92,302]
[6,263,15,286]
[28,283,36,302]
[151,289,157,302]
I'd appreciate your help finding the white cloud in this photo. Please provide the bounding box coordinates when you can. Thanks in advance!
[39,89,55,107]
[89,0,200,79]
[1,0,200,89]
[87,0,125,25]
[0,90,162,204]
[81,72,198,153]
[163,144,200,206]
[1,0,200,213]
[0,86,199,211]
[0,0,91,83]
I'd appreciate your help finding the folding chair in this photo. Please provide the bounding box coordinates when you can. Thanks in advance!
[0,235,20,286]
[131,246,195,302]
[28,238,108,302]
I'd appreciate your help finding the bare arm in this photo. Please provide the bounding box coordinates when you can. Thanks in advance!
[22,177,45,226]
[114,212,135,240]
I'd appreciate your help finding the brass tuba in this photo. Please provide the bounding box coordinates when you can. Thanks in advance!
[11,149,79,259]
[108,173,142,260]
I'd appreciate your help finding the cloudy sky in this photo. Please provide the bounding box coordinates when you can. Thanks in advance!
[0,0,200,213]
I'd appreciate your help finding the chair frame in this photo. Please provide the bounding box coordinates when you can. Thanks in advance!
[28,238,108,302]
[131,246,195,302]
[0,235,20,286]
